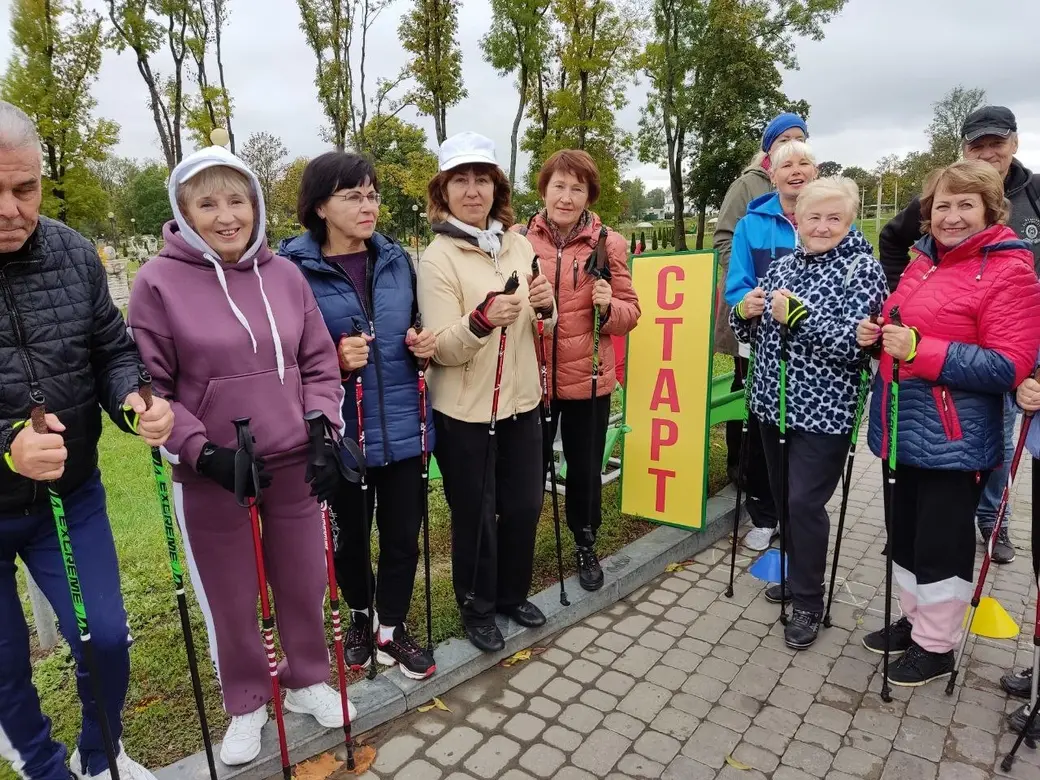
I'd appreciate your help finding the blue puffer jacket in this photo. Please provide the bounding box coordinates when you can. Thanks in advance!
[867,226,1040,471]
[723,192,796,307]
[280,231,433,467]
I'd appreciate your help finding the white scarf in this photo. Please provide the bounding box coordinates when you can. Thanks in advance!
[447,216,504,258]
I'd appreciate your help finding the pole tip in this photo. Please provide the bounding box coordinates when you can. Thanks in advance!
[724,587,734,598]
[1002,757,1014,772]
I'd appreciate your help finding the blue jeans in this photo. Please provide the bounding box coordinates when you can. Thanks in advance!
[976,393,1018,533]
[0,473,130,780]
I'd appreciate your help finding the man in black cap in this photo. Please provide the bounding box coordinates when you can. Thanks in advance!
[879,105,1040,568]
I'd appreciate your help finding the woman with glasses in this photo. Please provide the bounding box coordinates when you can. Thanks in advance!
[281,151,438,681]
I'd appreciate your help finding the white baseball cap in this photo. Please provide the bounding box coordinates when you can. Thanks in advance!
[438,131,499,172]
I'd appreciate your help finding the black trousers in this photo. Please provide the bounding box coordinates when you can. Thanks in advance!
[332,456,423,628]
[546,394,612,544]
[760,423,849,613]
[727,356,779,529]
[435,408,543,627]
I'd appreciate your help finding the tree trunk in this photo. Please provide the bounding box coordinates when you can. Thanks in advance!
[667,126,687,251]
[213,0,235,152]
[696,199,707,250]
[509,64,529,187]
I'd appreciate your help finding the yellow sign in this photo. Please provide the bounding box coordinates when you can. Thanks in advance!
[620,250,717,529]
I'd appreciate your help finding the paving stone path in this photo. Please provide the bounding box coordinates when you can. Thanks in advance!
[353,452,1040,779]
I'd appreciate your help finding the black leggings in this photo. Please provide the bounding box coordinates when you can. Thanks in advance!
[332,456,423,628]
[546,395,612,544]
[435,408,544,627]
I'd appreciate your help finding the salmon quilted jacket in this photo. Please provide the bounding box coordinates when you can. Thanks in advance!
[867,224,1040,471]
[520,212,641,401]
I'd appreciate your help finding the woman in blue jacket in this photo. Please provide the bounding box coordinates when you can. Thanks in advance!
[281,152,437,680]
[723,140,818,558]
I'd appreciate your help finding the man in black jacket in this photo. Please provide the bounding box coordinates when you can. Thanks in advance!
[879,106,1040,566]
[0,102,173,780]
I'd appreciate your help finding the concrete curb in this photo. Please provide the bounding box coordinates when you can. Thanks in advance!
[157,487,740,780]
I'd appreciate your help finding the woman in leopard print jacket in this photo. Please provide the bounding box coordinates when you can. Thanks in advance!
[731,177,888,652]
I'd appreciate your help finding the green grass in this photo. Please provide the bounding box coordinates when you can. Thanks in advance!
[5,370,732,778]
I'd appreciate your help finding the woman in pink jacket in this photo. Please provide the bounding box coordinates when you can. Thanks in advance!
[520,149,641,591]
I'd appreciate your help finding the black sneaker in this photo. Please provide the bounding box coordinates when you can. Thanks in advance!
[1009,702,1040,738]
[863,616,914,656]
[465,623,505,653]
[1002,667,1034,699]
[376,624,436,680]
[980,524,1016,564]
[345,611,373,670]
[576,546,604,591]
[764,584,792,604]
[784,609,821,650]
[501,601,546,628]
[886,642,954,687]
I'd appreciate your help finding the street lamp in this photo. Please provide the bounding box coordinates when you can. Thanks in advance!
[130,217,136,236]
[420,212,427,253]
[108,211,119,256]
[411,203,420,256]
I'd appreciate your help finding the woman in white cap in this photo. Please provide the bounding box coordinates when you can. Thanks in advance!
[417,132,556,652]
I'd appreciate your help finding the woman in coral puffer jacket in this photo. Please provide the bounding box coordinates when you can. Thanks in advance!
[856,160,1040,689]
[520,149,641,592]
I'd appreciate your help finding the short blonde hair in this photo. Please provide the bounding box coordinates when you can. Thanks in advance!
[176,165,253,214]
[919,160,1008,235]
[770,140,816,170]
[795,176,860,222]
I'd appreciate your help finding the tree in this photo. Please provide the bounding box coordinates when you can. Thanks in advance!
[646,186,666,209]
[399,0,466,144]
[480,0,551,185]
[117,163,173,235]
[356,115,439,237]
[620,177,647,221]
[240,132,288,208]
[928,85,986,166]
[107,0,191,170]
[2,0,119,224]
[270,156,309,229]
[296,0,392,151]
[522,0,640,224]
[818,161,842,177]
[183,0,236,152]
[639,0,846,249]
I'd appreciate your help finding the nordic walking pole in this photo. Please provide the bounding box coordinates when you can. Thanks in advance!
[137,371,217,780]
[778,325,791,626]
[948,370,1040,695]
[413,314,435,652]
[531,257,569,607]
[347,324,378,681]
[305,412,363,771]
[583,228,612,548]
[823,346,873,628]
[464,271,520,610]
[726,318,759,599]
[881,306,904,704]
[29,388,121,780]
[1005,518,1040,771]
[233,417,291,780]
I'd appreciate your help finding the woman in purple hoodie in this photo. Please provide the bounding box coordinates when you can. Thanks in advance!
[127,146,350,766]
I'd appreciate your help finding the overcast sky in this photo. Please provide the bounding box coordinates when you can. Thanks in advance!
[1,0,1038,191]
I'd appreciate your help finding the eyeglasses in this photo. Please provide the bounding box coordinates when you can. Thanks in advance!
[330,191,381,208]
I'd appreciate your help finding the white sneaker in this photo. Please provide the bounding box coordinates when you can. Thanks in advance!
[284,682,356,729]
[219,706,268,766]
[743,526,778,552]
[69,743,158,780]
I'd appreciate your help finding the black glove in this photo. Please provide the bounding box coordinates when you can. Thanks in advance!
[197,442,272,497]
[306,439,347,504]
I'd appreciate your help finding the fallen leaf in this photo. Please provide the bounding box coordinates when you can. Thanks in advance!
[665,559,695,572]
[417,696,451,713]
[295,752,343,780]
[724,755,751,770]
[500,649,533,667]
[329,745,378,778]
[529,646,548,656]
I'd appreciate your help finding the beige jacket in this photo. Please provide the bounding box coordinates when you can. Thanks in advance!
[418,230,557,423]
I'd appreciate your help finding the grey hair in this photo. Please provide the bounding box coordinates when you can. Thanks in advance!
[0,101,41,153]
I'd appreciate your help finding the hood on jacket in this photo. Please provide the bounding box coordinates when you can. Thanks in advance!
[164,145,285,381]
[279,229,399,269]
[740,162,771,182]
[527,209,606,250]
[798,229,873,263]
[1005,158,1034,199]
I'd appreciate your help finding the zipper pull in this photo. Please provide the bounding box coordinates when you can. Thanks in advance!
[573,258,578,288]
[941,388,949,412]
[369,319,376,338]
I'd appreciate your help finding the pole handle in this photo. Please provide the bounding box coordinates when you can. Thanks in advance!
[138,367,154,411]
[304,411,326,468]
[504,270,520,295]
[232,417,259,507]
[29,387,47,435]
